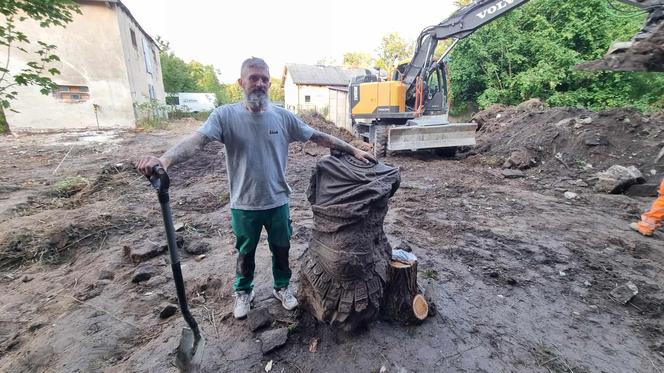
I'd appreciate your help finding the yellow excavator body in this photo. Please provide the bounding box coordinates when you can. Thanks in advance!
[350,81,406,116]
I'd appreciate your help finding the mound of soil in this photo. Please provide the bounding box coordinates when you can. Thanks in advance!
[299,112,371,151]
[471,101,664,185]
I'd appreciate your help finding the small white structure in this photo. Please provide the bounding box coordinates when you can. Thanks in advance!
[167,93,216,112]
[328,87,350,131]
[282,64,375,125]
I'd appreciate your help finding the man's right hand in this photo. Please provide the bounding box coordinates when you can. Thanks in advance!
[136,155,164,177]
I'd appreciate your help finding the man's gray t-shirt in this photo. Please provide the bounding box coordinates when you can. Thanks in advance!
[197,103,314,210]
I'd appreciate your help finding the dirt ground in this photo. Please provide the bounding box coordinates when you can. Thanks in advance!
[0,106,663,373]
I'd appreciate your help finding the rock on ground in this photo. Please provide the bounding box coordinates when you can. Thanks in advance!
[247,307,273,332]
[593,165,645,194]
[159,304,178,319]
[502,169,525,179]
[124,244,166,264]
[132,264,156,283]
[260,328,288,354]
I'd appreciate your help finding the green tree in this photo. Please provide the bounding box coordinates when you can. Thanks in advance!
[447,0,664,112]
[343,52,374,68]
[157,37,229,105]
[189,61,227,104]
[160,51,197,93]
[375,33,413,73]
[269,77,284,103]
[0,0,80,111]
[157,38,197,93]
[224,83,243,103]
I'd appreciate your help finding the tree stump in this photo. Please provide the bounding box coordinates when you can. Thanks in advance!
[382,260,428,323]
[299,153,400,331]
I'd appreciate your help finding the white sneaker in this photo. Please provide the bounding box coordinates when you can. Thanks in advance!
[273,286,298,310]
[233,290,255,319]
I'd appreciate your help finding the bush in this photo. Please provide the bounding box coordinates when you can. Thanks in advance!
[136,99,168,129]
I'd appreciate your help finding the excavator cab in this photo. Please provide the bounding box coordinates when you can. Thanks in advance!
[422,63,448,116]
[391,60,448,115]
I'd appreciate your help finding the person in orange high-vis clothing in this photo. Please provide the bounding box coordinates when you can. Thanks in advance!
[630,178,664,236]
[631,149,664,237]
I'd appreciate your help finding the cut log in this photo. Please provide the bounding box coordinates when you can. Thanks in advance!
[412,294,428,321]
[382,260,428,323]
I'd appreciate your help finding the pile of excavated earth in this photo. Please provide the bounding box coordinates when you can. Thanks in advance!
[469,99,664,194]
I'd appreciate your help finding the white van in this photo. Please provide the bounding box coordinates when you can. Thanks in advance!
[167,93,217,112]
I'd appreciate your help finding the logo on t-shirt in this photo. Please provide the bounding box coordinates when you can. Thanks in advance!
[269,129,279,134]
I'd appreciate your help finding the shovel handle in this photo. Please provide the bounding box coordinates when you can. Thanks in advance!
[148,165,170,192]
[147,164,202,349]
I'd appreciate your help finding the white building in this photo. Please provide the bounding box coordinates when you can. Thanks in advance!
[282,64,375,129]
[2,0,166,132]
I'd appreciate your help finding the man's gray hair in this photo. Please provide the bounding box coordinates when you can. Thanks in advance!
[241,57,269,77]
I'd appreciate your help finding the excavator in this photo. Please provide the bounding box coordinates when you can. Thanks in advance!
[350,0,664,157]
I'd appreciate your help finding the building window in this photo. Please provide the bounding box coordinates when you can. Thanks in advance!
[53,85,90,102]
[130,29,137,48]
[152,49,158,64]
[148,84,156,100]
[142,38,153,74]
[305,95,311,103]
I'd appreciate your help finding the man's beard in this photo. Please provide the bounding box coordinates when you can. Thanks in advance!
[244,89,269,111]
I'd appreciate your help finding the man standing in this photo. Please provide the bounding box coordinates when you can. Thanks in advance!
[137,57,375,319]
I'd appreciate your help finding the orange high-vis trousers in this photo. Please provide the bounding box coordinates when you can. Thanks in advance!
[635,178,664,235]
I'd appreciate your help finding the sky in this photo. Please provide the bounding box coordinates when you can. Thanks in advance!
[121,0,460,83]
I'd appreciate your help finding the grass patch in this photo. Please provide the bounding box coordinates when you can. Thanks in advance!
[53,176,88,197]
[136,118,168,130]
[422,268,439,281]
[218,192,230,205]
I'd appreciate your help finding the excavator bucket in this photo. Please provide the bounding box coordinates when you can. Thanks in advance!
[387,115,477,152]
[576,5,664,72]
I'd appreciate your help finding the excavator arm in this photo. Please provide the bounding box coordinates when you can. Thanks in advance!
[402,0,529,94]
[401,0,664,96]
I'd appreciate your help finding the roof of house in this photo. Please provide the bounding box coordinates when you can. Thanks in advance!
[77,0,157,47]
[328,86,349,92]
[283,64,376,86]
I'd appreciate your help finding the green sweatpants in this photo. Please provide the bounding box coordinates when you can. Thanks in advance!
[231,203,292,292]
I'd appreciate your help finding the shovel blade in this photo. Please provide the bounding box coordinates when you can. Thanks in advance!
[175,327,205,372]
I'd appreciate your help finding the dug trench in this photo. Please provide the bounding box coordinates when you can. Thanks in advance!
[0,106,662,372]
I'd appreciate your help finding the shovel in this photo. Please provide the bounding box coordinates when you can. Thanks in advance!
[148,165,205,371]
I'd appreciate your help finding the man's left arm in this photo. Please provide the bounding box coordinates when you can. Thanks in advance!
[309,130,376,164]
